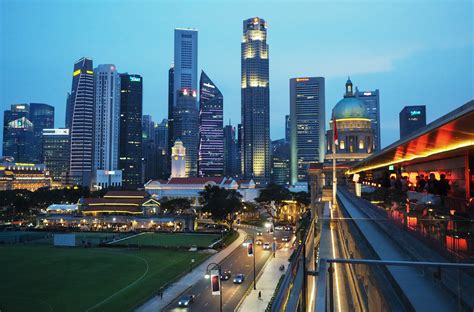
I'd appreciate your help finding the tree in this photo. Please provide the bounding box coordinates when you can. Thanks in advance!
[256,183,292,205]
[200,185,242,227]
[160,198,191,214]
[293,191,310,206]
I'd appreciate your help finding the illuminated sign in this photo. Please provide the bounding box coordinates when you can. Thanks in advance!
[15,105,26,110]
[130,76,141,82]
[15,163,35,167]
[105,171,116,175]
[73,69,81,76]
[410,110,421,116]
[363,92,372,96]
[388,165,394,171]
[203,82,215,89]
[296,78,309,82]
[210,270,220,295]
[86,70,94,74]
[43,128,69,135]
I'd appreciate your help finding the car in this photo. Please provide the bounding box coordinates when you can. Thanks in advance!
[263,242,271,250]
[257,231,263,236]
[282,236,290,242]
[275,225,285,230]
[220,270,232,280]
[233,274,245,284]
[285,226,292,231]
[178,295,195,307]
[255,239,263,245]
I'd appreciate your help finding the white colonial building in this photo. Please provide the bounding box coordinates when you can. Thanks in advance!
[144,177,258,205]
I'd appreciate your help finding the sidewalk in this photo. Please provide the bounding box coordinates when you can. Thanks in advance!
[136,228,246,312]
[237,241,293,312]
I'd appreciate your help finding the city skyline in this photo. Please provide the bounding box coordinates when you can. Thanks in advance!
[0,1,472,150]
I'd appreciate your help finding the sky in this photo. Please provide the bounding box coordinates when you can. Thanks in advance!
[0,0,472,149]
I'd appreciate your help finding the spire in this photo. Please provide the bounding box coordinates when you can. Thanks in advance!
[345,76,353,97]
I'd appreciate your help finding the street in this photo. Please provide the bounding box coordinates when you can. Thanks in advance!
[166,227,292,312]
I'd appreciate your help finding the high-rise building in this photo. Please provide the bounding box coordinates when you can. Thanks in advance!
[237,123,243,176]
[271,138,290,186]
[155,119,169,151]
[289,77,325,185]
[42,128,70,181]
[171,28,199,176]
[67,57,95,187]
[224,123,239,177]
[167,65,175,174]
[93,64,122,188]
[198,71,224,177]
[399,105,426,139]
[29,103,54,162]
[155,119,169,179]
[355,88,381,151]
[241,17,270,184]
[119,73,143,189]
[142,115,158,182]
[285,115,290,142]
[2,104,34,162]
[171,140,186,178]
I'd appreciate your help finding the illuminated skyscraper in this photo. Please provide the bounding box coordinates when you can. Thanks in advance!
[241,17,270,184]
[171,28,199,176]
[355,88,381,151]
[30,103,54,162]
[198,71,224,177]
[42,128,70,181]
[2,104,34,162]
[67,57,94,186]
[93,64,122,188]
[119,73,143,188]
[224,123,239,177]
[290,77,325,184]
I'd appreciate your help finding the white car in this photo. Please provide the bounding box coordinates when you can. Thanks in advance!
[263,242,271,250]
[281,236,290,242]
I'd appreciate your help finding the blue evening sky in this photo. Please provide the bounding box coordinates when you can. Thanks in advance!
[1,0,472,149]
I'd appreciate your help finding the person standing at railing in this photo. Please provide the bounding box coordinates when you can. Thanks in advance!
[438,174,451,196]
[425,173,439,194]
[416,174,426,192]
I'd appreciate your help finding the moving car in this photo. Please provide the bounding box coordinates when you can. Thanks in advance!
[285,226,292,231]
[233,274,245,284]
[263,242,271,250]
[255,239,263,245]
[178,295,195,307]
[257,231,263,236]
[220,270,232,280]
[281,236,290,242]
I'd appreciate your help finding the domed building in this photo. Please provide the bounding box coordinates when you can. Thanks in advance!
[326,78,375,162]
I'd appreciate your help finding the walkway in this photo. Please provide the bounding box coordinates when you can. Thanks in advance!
[136,228,246,312]
[237,240,293,312]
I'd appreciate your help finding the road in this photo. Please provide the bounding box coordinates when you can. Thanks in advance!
[166,226,293,312]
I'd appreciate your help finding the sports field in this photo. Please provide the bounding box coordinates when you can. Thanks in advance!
[0,245,208,312]
[0,231,130,246]
[112,232,221,248]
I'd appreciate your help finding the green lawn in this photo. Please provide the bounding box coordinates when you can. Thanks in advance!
[0,245,208,312]
[0,231,131,246]
[112,232,221,248]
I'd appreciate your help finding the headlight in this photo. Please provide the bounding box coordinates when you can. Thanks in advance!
[185,302,188,306]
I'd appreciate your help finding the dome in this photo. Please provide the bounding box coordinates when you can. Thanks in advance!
[333,97,369,119]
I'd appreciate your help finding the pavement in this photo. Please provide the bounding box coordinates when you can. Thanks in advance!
[136,228,246,312]
[237,239,293,312]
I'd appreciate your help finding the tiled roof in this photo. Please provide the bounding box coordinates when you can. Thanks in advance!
[82,197,147,205]
[81,205,142,213]
[167,177,225,185]
[104,190,148,198]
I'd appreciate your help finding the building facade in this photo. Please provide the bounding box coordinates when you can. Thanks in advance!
[285,115,290,142]
[171,28,199,177]
[224,123,239,177]
[241,17,270,184]
[171,139,186,178]
[271,138,290,186]
[42,128,70,181]
[3,104,34,162]
[119,73,143,189]
[290,77,325,184]
[93,64,122,188]
[355,88,381,152]
[29,103,54,162]
[0,162,51,191]
[66,57,95,187]
[399,105,426,139]
[198,71,224,177]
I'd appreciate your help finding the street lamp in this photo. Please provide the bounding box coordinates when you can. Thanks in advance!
[244,234,257,290]
[205,262,222,312]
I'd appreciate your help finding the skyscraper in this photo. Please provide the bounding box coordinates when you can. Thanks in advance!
[271,138,290,186]
[30,103,54,162]
[142,115,158,182]
[67,57,94,186]
[224,123,239,177]
[2,104,34,162]
[355,88,381,152]
[290,77,325,184]
[119,73,143,188]
[171,28,199,176]
[399,105,426,139]
[285,115,290,142]
[198,71,224,177]
[93,64,122,188]
[167,65,175,175]
[241,17,270,184]
[42,128,70,181]
[155,119,169,179]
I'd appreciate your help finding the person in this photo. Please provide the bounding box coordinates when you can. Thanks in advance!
[438,174,450,196]
[401,176,409,192]
[417,174,426,192]
[425,173,439,194]
[258,291,262,300]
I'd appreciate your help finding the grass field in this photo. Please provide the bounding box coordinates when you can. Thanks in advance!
[0,245,208,312]
[0,231,130,246]
[112,232,221,248]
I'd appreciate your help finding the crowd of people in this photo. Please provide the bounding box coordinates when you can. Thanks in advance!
[383,172,451,196]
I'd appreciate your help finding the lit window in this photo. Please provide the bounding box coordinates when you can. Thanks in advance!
[340,140,345,149]
[359,140,364,149]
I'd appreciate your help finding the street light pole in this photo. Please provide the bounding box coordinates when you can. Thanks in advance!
[244,234,257,290]
[205,262,222,312]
